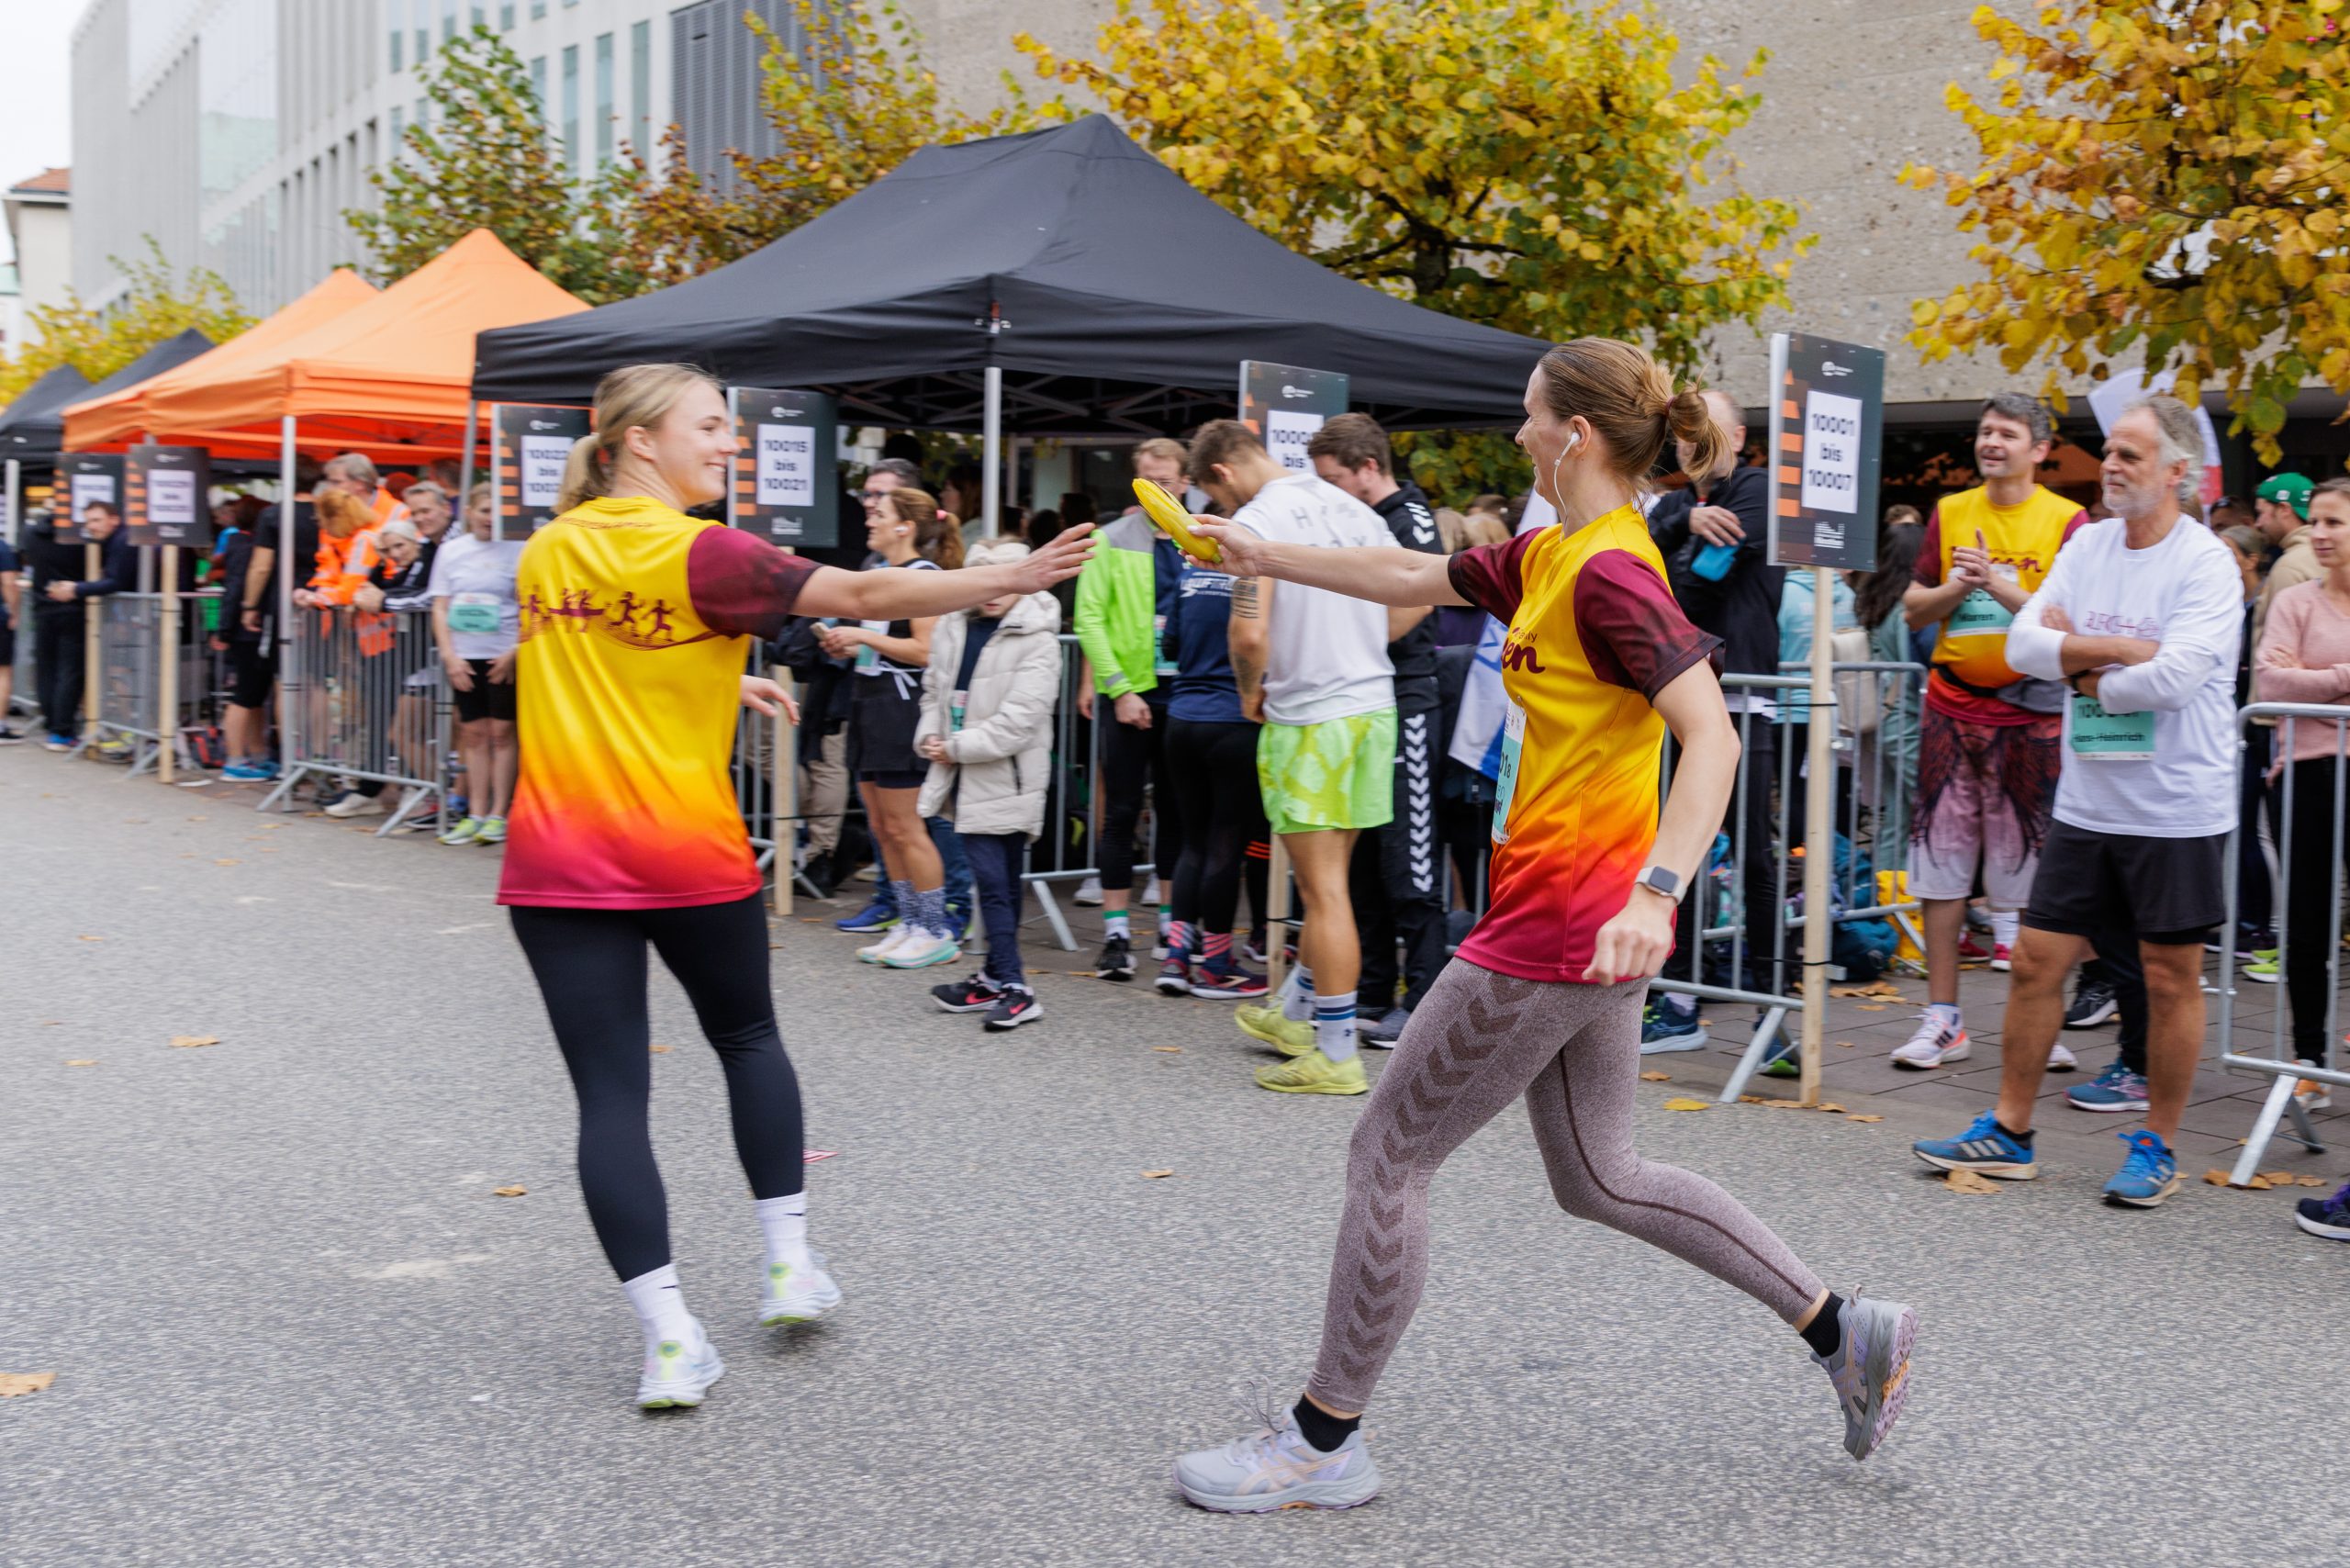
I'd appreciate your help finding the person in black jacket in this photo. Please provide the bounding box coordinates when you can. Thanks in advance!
[29,498,135,750]
[1643,389,1788,1051]
[1307,414,1451,1045]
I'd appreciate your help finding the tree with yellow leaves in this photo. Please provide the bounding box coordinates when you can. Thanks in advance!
[0,242,253,405]
[1906,0,2350,464]
[1013,0,1807,492]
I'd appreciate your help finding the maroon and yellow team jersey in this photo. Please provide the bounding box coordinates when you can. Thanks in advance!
[1913,485,2087,725]
[1448,505,1721,983]
[498,496,816,910]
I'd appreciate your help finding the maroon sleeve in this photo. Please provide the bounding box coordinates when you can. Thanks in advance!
[1446,528,1540,622]
[1572,549,1723,700]
[2058,510,2089,548]
[687,526,818,640]
[1912,509,1944,588]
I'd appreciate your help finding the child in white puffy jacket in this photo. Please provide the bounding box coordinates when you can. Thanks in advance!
[914,539,1065,1031]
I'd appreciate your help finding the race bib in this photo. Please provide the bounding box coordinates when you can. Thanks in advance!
[1491,700,1528,845]
[448,592,501,635]
[1945,588,2014,638]
[2069,691,2155,758]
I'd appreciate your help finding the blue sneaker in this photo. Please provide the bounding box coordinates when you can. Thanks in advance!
[1639,1001,1708,1056]
[834,898,899,935]
[1912,1110,2038,1179]
[2101,1128,2180,1208]
[2065,1058,2151,1114]
[2293,1181,2350,1240]
[1760,1029,1800,1078]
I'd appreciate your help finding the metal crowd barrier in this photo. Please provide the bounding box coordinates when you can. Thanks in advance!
[2218,701,2348,1182]
[1641,662,1926,1103]
[91,592,167,770]
[257,606,450,834]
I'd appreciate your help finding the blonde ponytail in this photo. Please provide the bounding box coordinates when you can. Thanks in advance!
[555,433,607,513]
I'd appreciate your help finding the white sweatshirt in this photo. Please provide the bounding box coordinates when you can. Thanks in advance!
[2004,514,2242,837]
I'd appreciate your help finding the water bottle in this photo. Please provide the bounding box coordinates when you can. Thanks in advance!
[1693,541,1737,581]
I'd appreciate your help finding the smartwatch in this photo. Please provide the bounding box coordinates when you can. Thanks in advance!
[1634,866,1684,905]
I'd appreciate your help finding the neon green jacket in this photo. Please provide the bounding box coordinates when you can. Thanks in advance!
[1073,514,1161,699]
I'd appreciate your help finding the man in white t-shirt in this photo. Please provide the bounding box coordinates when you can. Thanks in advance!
[1914,396,2241,1209]
[1189,420,1396,1097]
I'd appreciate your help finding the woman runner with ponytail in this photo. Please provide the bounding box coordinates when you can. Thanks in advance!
[1169,340,1915,1509]
[501,364,1092,1409]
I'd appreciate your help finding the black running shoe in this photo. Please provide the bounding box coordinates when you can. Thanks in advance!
[982,986,1043,1031]
[1094,934,1135,981]
[932,972,1005,1013]
[2065,975,2119,1029]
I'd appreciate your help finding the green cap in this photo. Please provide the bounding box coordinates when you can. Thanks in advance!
[2257,473,2315,519]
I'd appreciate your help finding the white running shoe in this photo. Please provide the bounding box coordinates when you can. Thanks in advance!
[756,1255,842,1327]
[1143,874,1163,905]
[1814,1290,1917,1461]
[1891,1014,1971,1070]
[883,929,962,969]
[2046,1040,2078,1072]
[1074,876,1104,906]
[1173,1391,1381,1513]
[324,790,386,818]
[636,1323,724,1409]
[856,924,914,963]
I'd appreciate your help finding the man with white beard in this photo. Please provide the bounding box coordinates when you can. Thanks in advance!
[1911,396,2241,1209]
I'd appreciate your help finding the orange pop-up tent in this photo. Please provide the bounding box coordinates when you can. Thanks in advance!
[60,268,380,451]
[63,229,588,459]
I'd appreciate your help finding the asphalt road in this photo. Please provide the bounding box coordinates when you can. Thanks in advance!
[5,744,2344,1567]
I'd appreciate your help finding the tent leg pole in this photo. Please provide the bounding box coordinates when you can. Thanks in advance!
[459,400,479,533]
[981,365,1002,539]
[4,457,18,548]
[278,415,297,800]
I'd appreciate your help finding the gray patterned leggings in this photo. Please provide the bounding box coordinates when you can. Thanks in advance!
[1307,960,1826,1413]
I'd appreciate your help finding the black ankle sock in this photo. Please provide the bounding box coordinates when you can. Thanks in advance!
[1292,1395,1360,1453]
[1799,1294,1847,1359]
[1997,1119,2034,1147]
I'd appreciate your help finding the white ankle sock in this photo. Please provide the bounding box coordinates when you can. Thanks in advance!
[1281,962,1315,1022]
[1314,990,1359,1064]
[622,1262,699,1351]
[1990,912,2019,946]
[1927,1001,1963,1031]
[756,1193,812,1275]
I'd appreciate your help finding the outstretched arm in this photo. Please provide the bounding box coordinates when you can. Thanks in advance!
[1187,517,1467,608]
[799,525,1096,622]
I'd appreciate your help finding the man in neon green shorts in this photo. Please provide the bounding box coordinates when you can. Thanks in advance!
[1190,420,1398,1095]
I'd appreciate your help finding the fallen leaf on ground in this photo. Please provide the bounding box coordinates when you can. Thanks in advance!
[649,1045,674,1054]
[1639,1070,1673,1081]
[1153,1046,1181,1053]
[2300,1175,2330,1188]
[1856,1004,1887,1012]
[168,1036,219,1049]
[1760,1098,1805,1109]
[1847,1114,1884,1123]
[2258,1170,2294,1184]
[492,1185,527,1198]
[1943,1169,2002,1194]
[1833,1040,1855,1048]
[0,1372,56,1397]
[2246,1174,2274,1189]
[1662,1097,1710,1112]
[1830,980,1905,1000]
[2203,1169,2232,1186]
[1141,1169,1175,1179]
[76,935,104,943]
[215,857,242,866]
[1817,1103,1848,1114]
[1739,1095,1765,1104]
[63,1059,96,1068]
[185,815,207,822]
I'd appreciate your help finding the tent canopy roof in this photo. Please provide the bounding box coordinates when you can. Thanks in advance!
[2,331,215,458]
[68,230,587,459]
[472,116,1551,435]
[0,362,95,456]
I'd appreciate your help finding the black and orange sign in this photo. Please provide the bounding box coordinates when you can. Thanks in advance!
[490,402,591,536]
[126,444,213,548]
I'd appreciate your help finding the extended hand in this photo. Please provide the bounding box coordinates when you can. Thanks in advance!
[1581,891,1677,984]
[1008,522,1097,593]
[739,675,800,722]
[1113,691,1153,729]
[1184,516,1269,577]
[1687,505,1745,548]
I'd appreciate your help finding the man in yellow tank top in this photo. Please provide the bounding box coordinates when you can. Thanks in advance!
[1895,394,2088,1070]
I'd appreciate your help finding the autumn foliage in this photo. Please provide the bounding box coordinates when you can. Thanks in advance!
[1905,0,2350,463]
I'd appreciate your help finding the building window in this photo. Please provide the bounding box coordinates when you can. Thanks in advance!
[391,105,406,156]
[441,0,456,44]
[471,4,486,26]
[631,19,650,154]
[389,0,405,72]
[595,33,614,165]
[500,3,515,27]
[562,44,579,169]
[417,8,431,63]
[532,0,545,18]
[530,55,547,121]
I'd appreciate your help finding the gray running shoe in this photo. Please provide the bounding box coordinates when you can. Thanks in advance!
[636,1323,724,1409]
[1173,1387,1381,1512]
[1813,1289,1917,1461]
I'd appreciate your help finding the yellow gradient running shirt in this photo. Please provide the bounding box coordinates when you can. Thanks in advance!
[498,496,815,909]
[1447,504,1721,982]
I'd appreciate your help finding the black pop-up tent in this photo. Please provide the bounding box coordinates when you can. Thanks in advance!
[0,329,215,460]
[471,115,1551,438]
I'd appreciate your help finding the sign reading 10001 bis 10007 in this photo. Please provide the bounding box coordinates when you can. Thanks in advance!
[1764,331,1884,575]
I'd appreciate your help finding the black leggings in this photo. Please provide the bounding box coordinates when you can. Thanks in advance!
[1099,700,1181,894]
[1166,717,1265,941]
[509,894,804,1282]
[2279,756,2350,1068]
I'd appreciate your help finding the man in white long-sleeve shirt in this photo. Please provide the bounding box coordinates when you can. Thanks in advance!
[1913,396,2241,1209]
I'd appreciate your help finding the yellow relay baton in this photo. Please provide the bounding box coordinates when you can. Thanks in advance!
[1131,477,1222,565]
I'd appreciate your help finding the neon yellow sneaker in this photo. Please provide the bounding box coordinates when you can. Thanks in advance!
[1254,1049,1368,1095]
[1236,1002,1315,1058]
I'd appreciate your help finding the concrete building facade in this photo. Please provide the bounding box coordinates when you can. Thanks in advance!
[6,167,75,324]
